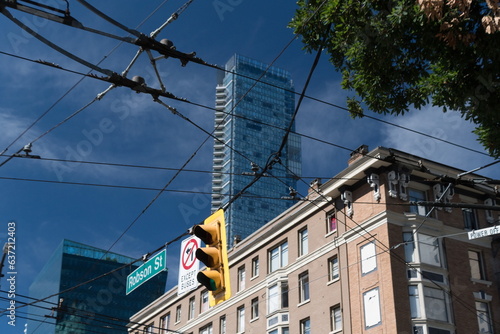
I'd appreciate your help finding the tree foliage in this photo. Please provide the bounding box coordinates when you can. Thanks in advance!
[290,0,500,157]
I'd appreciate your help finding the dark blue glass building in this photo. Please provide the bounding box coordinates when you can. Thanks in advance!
[212,55,301,245]
[27,240,167,333]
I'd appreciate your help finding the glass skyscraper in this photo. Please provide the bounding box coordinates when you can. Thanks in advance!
[27,239,167,333]
[212,54,301,245]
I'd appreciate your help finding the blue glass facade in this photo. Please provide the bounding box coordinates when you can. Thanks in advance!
[212,55,301,245]
[27,240,167,333]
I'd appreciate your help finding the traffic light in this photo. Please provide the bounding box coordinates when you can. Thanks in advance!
[193,209,231,306]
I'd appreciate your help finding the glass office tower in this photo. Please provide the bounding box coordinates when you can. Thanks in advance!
[212,55,301,245]
[27,239,167,333]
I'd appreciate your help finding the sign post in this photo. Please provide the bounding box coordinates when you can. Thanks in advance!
[178,236,200,296]
[126,249,167,295]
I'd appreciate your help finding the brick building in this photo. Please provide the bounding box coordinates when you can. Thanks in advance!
[129,146,500,334]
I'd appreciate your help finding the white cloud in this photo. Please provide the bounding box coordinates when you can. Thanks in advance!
[380,106,499,177]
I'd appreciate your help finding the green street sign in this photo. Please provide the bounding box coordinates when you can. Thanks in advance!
[126,249,167,295]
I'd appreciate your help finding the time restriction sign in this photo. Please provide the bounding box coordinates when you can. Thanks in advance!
[178,236,200,295]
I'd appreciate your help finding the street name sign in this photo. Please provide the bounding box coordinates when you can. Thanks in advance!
[126,249,167,295]
[178,236,200,296]
[468,225,500,240]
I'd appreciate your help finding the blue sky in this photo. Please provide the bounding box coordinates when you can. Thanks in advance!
[0,1,498,332]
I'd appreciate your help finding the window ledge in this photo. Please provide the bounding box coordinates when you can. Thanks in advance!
[327,277,340,286]
[329,330,342,334]
[325,230,337,238]
[297,299,310,308]
[471,278,493,286]
[250,317,259,323]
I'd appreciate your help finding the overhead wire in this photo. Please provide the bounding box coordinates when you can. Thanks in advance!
[0,0,193,164]
[0,291,188,334]
[0,45,490,167]
[1,0,498,332]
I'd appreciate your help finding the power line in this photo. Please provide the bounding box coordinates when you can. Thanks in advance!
[0,0,175,157]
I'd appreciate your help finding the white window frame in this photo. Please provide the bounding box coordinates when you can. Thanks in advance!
[298,271,310,304]
[419,234,442,267]
[409,188,428,216]
[175,305,181,323]
[237,266,246,292]
[298,227,308,256]
[269,241,288,273]
[360,241,377,275]
[251,297,259,320]
[199,323,213,334]
[251,257,259,278]
[188,297,195,320]
[200,290,209,313]
[145,323,154,334]
[237,306,245,333]
[328,255,339,282]
[363,287,381,329]
[423,286,449,322]
[160,313,170,334]
[404,232,443,268]
[327,211,338,234]
[300,318,310,334]
[408,285,421,319]
[267,280,289,314]
[476,301,494,334]
[330,305,342,332]
[219,316,226,334]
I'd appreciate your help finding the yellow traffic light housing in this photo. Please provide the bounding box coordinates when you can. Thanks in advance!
[193,209,231,306]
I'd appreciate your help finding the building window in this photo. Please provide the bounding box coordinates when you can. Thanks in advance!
[410,285,451,323]
[424,287,449,322]
[269,328,289,334]
[298,271,310,303]
[463,208,479,230]
[238,266,246,292]
[251,257,259,278]
[408,285,421,318]
[405,232,442,267]
[200,323,213,334]
[188,297,195,320]
[300,318,311,334]
[268,281,289,314]
[363,287,381,328]
[419,234,442,267]
[269,241,288,273]
[360,241,377,275]
[160,313,170,334]
[200,290,209,313]
[327,211,338,233]
[476,301,494,334]
[330,305,342,331]
[328,255,339,281]
[469,250,486,281]
[409,188,427,215]
[219,316,226,334]
[237,306,245,333]
[251,297,259,320]
[175,305,181,323]
[299,227,308,256]
[145,324,154,334]
[403,232,416,262]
